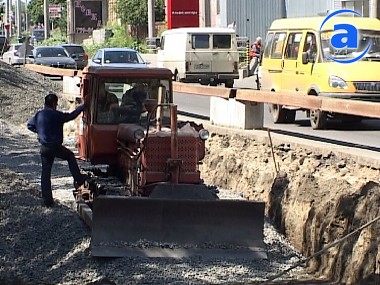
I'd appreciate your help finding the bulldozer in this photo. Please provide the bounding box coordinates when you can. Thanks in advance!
[75,65,266,259]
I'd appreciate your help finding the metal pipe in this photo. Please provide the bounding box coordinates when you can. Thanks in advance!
[147,0,155,38]
[156,85,163,131]
[43,0,49,39]
[170,104,179,184]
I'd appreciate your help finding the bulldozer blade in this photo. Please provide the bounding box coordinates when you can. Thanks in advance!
[91,196,266,259]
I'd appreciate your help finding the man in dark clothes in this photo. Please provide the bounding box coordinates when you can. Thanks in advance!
[27,92,87,207]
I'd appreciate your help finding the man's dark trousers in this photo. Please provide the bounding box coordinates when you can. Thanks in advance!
[40,144,83,205]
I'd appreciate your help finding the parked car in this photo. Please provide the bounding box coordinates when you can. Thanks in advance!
[89,47,147,67]
[59,44,88,69]
[3,43,34,66]
[0,35,10,56]
[31,28,45,45]
[28,46,77,69]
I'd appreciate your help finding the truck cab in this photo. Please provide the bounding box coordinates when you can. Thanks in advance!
[78,66,174,165]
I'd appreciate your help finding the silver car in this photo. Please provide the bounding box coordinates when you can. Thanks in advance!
[3,43,34,66]
[89,47,148,67]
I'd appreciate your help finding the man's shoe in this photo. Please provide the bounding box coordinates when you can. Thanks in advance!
[74,175,90,190]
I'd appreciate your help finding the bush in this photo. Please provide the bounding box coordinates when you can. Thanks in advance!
[83,24,148,58]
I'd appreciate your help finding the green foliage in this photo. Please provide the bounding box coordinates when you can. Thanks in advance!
[83,25,148,58]
[116,0,165,26]
[27,0,66,32]
[40,30,67,46]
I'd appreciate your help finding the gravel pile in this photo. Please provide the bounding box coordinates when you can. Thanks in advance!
[0,62,321,284]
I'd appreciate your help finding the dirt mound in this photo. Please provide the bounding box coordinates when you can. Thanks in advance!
[201,133,380,284]
[0,62,62,125]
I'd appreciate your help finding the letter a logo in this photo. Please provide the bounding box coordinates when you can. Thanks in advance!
[331,24,358,49]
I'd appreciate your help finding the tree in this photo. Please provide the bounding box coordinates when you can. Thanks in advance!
[116,0,165,26]
[27,0,66,33]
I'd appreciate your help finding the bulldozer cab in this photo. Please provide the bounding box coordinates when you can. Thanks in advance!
[78,66,173,165]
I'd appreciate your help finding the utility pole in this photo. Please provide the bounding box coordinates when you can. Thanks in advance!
[5,0,10,38]
[369,0,378,18]
[67,0,75,43]
[16,0,21,37]
[25,0,28,32]
[147,0,155,38]
[43,0,49,39]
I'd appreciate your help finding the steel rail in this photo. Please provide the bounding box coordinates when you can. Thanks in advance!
[25,64,380,119]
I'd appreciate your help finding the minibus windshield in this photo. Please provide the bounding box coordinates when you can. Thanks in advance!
[321,30,380,62]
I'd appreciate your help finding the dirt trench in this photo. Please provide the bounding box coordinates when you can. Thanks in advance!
[200,132,380,284]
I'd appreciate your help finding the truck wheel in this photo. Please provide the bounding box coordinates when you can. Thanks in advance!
[269,104,287,123]
[284,110,296,123]
[310,109,327,129]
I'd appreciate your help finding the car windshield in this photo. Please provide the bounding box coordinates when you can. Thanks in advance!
[96,77,171,125]
[103,50,145,64]
[36,48,68,57]
[321,30,380,62]
[33,30,44,38]
[63,46,85,55]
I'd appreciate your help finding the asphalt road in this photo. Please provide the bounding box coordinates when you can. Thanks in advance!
[174,76,380,153]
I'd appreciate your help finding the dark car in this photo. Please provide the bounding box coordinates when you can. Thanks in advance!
[28,46,77,69]
[31,29,45,45]
[0,36,10,56]
[59,44,88,69]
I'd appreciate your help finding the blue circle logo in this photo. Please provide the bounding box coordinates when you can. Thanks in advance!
[320,9,372,64]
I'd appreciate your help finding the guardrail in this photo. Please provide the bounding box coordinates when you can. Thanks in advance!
[25,64,81,77]
[24,64,380,120]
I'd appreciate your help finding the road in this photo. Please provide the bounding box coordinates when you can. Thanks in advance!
[174,76,380,152]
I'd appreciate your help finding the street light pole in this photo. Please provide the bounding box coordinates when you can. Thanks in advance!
[369,0,378,18]
[43,0,49,39]
[16,0,21,37]
[25,0,28,33]
[147,0,155,38]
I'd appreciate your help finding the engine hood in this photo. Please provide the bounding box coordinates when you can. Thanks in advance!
[35,57,76,66]
[325,61,380,82]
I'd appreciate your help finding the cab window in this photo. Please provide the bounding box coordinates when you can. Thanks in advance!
[284,33,302,59]
[213,34,231,49]
[263,33,274,58]
[271,32,287,59]
[192,34,209,49]
[303,33,318,62]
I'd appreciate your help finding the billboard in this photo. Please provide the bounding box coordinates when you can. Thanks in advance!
[74,0,102,34]
[167,0,199,29]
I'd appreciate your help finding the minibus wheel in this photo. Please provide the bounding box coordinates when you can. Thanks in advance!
[269,104,286,123]
[310,109,327,129]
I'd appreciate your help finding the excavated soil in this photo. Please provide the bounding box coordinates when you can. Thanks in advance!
[200,131,380,284]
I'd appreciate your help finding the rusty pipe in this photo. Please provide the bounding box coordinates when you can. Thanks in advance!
[170,104,179,184]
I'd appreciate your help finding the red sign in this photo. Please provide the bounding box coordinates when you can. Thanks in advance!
[167,0,199,29]
[4,23,10,30]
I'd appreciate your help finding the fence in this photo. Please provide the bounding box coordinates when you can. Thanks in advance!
[24,64,380,120]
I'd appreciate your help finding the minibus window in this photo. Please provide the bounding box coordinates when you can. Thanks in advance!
[271,32,287,59]
[213,35,231,49]
[263,33,274,58]
[192,34,209,49]
[284,33,302,59]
